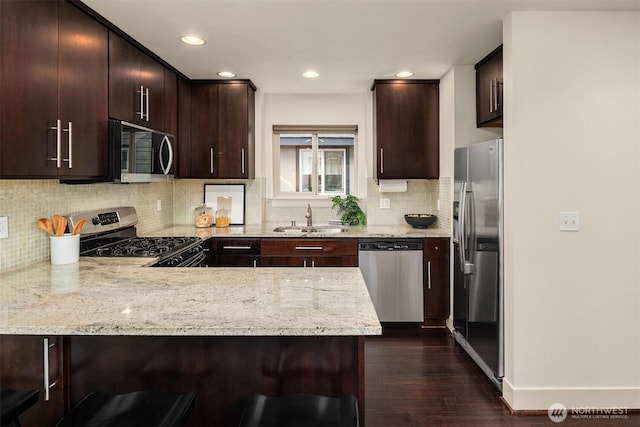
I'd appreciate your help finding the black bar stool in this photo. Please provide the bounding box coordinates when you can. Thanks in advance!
[56,390,195,427]
[238,393,359,427]
[0,388,39,427]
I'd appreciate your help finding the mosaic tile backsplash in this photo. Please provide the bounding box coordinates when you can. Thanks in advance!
[1,177,451,272]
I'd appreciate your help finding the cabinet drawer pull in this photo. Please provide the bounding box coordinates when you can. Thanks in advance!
[489,80,493,113]
[48,119,62,168]
[210,148,214,174]
[43,337,57,401]
[427,260,432,290]
[63,121,72,168]
[222,246,252,250]
[145,87,150,121]
[253,259,257,268]
[295,246,323,251]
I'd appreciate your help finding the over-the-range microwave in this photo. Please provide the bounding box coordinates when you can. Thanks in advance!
[109,119,174,183]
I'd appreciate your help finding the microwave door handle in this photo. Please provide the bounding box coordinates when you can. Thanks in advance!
[159,135,173,175]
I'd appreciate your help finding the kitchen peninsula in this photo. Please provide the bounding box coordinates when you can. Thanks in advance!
[0,258,381,426]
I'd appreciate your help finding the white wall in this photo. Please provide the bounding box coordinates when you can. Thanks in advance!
[503,11,640,410]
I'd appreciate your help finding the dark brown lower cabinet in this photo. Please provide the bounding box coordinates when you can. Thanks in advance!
[260,239,358,267]
[68,335,364,426]
[210,238,261,267]
[423,238,450,326]
[0,335,67,427]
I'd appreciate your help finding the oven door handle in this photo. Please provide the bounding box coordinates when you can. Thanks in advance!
[179,251,207,267]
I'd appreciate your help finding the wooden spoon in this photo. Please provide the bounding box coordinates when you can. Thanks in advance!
[53,214,67,236]
[36,218,54,236]
[71,218,87,235]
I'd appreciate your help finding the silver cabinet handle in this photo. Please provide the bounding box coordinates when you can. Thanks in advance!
[427,260,432,290]
[303,259,307,268]
[253,259,257,268]
[43,338,58,401]
[489,79,494,113]
[210,148,214,174]
[63,122,72,168]
[222,246,252,250]
[295,246,323,250]
[380,148,384,174]
[48,119,62,168]
[145,87,150,121]
[312,259,315,268]
[137,85,145,119]
[241,148,245,174]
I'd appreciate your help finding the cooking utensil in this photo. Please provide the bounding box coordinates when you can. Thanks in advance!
[53,214,67,236]
[36,218,55,236]
[71,218,87,235]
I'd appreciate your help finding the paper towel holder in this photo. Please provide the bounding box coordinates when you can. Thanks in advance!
[378,179,408,193]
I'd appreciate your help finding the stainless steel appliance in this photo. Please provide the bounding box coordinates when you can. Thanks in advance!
[66,207,206,267]
[109,120,174,183]
[453,138,504,389]
[358,239,424,323]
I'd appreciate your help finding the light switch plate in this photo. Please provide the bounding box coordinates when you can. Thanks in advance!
[156,199,162,211]
[0,216,8,239]
[380,198,390,209]
[559,211,580,231]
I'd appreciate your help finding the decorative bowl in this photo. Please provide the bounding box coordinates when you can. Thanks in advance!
[404,214,436,229]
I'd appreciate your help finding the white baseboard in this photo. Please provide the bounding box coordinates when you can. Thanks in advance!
[502,377,640,411]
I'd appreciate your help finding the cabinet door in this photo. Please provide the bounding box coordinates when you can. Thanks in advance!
[217,83,254,178]
[0,336,66,427]
[176,77,191,177]
[0,0,59,177]
[475,45,503,127]
[373,80,439,179]
[189,83,218,178]
[109,32,140,123]
[58,0,108,179]
[140,52,165,130]
[423,238,450,325]
[164,68,178,137]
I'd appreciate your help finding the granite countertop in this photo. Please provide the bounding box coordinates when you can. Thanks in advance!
[0,258,381,337]
[146,223,450,239]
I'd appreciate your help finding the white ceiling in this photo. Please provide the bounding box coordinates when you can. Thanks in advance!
[82,0,640,94]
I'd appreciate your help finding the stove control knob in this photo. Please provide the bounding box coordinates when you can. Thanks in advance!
[92,216,100,225]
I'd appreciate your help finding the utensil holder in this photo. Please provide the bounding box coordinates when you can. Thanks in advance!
[50,233,80,265]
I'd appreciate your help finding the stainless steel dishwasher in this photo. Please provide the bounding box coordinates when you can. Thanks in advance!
[358,239,424,323]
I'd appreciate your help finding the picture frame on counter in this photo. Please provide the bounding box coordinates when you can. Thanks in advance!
[203,184,245,225]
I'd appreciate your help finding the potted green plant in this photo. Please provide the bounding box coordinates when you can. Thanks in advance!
[330,195,367,226]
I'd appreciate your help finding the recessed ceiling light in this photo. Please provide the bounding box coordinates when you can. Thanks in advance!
[395,71,414,78]
[217,71,236,78]
[303,70,320,78]
[180,35,206,46]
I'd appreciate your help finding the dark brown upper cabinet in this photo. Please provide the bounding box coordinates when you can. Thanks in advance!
[179,80,256,179]
[372,80,439,179]
[475,45,503,128]
[0,0,109,180]
[108,31,165,131]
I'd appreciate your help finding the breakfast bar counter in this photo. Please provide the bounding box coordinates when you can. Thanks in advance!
[0,259,380,426]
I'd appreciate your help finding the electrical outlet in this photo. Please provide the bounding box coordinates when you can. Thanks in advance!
[0,216,8,239]
[559,211,580,231]
[380,198,390,209]
[156,200,162,211]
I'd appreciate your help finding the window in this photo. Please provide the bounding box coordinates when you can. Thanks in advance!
[274,125,357,197]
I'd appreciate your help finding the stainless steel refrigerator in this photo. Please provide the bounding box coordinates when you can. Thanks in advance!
[453,138,504,390]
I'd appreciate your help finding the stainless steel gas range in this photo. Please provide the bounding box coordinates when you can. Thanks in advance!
[66,207,207,267]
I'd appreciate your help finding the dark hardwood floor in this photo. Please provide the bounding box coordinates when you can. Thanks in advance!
[364,328,639,426]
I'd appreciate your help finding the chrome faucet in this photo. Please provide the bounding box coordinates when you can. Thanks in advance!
[305,204,313,227]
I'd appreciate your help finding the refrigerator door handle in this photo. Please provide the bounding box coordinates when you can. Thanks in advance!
[462,182,475,275]
[458,181,468,272]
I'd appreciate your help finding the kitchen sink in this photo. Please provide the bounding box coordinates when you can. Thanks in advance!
[272,225,348,234]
